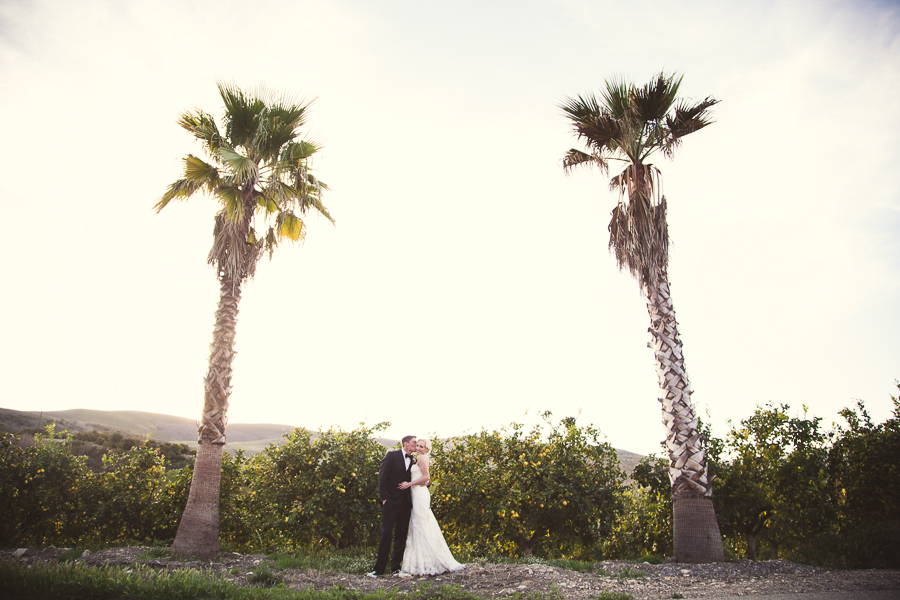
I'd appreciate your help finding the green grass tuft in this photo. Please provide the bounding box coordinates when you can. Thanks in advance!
[596,592,633,600]
[248,563,284,587]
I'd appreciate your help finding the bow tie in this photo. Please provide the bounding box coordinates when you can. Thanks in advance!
[405,453,417,464]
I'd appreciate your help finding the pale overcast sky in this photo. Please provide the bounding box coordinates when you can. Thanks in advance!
[1,0,898,455]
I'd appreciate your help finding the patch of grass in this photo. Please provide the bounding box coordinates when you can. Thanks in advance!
[248,563,284,587]
[1,559,244,599]
[544,558,594,572]
[57,546,91,562]
[136,547,171,560]
[596,592,633,600]
[613,566,646,579]
[270,547,376,574]
[670,593,685,599]
[595,565,646,579]
[0,558,398,600]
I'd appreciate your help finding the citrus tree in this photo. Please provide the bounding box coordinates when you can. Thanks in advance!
[430,414,625,558]
[710,403,834,559]
[246,424,387,549]
[819,389,900,568]
[828,392,900,526]
[0,426,87,547]
[604,454,672,559]
[76,443,175,544]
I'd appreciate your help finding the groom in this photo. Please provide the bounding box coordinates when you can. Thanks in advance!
[367,435,417,577]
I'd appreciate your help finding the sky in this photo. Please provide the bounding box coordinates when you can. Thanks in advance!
[1,0,898,456]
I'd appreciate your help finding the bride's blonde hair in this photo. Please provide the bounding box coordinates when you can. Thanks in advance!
[419,438,431,453]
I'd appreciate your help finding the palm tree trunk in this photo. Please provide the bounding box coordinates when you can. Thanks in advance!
[645,274,724,563]
[171,442,224,557]
[172,273,243,558]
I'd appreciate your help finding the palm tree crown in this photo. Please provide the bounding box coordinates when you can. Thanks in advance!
[157,81,332,282]
[561,73,717,289]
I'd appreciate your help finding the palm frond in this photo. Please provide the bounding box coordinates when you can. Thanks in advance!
[601,77,632,119]
[216,187,243,221]
[276,211,307,242]
[606,188,669,288]
[263,226,278,258]
[217,147,258,184]
[155,178,202,212]
[562,148,607,175]
[217,81,265,150]
[257,193,280,214]
[560,94,603,123]
[207,211,262,281]
[307,193,334,224]
[281,140,320,164]
[631,73,681,124]
[183,155,220,187]
[264,180,295,210]
[178,110,224,153]
[575,114,625,155]
[609,164,662,204]
[663,96,720,156]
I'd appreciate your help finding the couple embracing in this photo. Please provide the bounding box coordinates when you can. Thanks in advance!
[367,436,465,577]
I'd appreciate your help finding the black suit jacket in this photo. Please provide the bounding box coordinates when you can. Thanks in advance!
[378,449,412,507]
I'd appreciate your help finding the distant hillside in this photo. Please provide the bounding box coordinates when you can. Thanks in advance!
[0,408,294,444]
[0,407,644,473]
[0,407,396,455]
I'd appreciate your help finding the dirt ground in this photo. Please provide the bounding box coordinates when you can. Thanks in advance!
[4,546,900,599]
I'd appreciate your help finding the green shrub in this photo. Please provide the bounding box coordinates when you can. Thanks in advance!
[0,427,89,547]
[430,414,626,559]
[796,521,900,569]
[246,424,387,550]
[74,443,177,544]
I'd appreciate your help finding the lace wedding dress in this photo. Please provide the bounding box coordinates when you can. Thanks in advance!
[401,462,465,575]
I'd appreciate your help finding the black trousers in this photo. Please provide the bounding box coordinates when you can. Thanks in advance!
[373,500,411,574]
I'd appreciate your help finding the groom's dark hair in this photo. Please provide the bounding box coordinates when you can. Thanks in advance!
[401,435,416,444]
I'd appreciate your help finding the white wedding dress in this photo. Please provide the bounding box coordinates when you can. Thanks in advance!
[401,462,465,575]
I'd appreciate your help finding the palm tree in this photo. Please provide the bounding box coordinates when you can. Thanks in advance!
[156,82,332,558]
[561,72,723,563]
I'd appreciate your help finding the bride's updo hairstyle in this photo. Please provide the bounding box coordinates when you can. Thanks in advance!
[419,438,431,453]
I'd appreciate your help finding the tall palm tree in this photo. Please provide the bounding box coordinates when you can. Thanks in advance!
[561,73,723,563]
[156,82,332,558]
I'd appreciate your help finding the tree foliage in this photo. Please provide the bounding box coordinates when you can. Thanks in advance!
[828,392,900,526]
[0,426,190,547]
[429,414,625,559]
[710,404,835,560]
[245,425,387,550]
[603,454,672,559]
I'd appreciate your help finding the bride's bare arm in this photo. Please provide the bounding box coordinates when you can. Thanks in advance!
[399,456,431,488]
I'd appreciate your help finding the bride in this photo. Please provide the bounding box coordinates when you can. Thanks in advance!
[397,438,465,575]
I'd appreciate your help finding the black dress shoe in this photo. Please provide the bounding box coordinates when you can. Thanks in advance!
[391,569,402,576]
